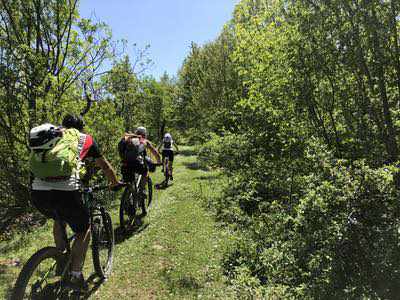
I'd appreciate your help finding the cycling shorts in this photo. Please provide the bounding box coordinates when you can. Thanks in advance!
[162,149,174,162]
[121,164,148,182]
[30,190,89,233]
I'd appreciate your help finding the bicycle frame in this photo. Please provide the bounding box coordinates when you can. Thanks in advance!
[54,185,110,276]
[165,157,170,174]
[12,184,115,300]
[83,186,109,230]
[122,172,141,194]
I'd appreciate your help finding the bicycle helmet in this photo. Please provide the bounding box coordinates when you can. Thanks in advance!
[135,126,147,137]
[164,132,172,142]
[62,113,85,131]
[29,123,62,149]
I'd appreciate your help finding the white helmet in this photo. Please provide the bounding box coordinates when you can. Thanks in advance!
[29,123,62,149]
[164,132,172,141]
[135,126,147,137]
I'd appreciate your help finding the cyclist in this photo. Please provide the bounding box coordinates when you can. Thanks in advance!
[118,126,161,216]
[158,132,179,180]
[29,114,121,291]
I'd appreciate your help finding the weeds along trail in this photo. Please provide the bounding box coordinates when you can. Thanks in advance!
[0,146,234,300]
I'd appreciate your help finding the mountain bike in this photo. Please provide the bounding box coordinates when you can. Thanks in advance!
[119,171,156,230]
[11,185,117,300]
[163,157,171,186]
[161,152,178,187]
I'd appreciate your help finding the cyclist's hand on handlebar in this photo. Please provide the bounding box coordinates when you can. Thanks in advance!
[110,181,126,191]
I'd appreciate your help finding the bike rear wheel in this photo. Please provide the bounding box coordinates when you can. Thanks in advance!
[146,176,153,209]
[119,187,137,230]
[12,247,70,300]
[164,158,170,186]
[92,210,114,279]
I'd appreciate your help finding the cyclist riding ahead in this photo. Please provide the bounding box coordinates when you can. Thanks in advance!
[118,126,161,216]
[29,114,121,292]
[158,132,179,181]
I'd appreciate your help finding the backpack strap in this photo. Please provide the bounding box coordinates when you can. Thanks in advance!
[77,133,86,160]
[40,150,48,162]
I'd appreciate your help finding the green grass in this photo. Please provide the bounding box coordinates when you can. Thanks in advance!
[0,146,235,299]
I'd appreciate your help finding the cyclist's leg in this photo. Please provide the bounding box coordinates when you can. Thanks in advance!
[71,229,91,272]
[53,221,67,251]
[31,190,66,249]
[169,150,174,179]
[56,191,90,274]
[31,190,69,275]
[161,150,166,172]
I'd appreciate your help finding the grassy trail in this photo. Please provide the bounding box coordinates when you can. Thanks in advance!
[0,147,234,299]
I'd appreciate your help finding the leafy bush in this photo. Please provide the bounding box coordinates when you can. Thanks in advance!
[202,136,400,298]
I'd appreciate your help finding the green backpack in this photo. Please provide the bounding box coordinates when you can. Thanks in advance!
[30,128,84,180]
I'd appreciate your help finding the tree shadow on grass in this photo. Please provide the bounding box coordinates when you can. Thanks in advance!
[82,273,105,299]
[2,270,15,300]
[159,268,203,296]
[179,149,198,157]
[5,276,95,300]
[155,181,173,190]
[114,221,149,245]
[194,174,220,181]
[0,209,46,244]
[182,162,209,172]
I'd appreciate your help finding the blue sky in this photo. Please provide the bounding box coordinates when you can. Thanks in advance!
[79,0,239,79]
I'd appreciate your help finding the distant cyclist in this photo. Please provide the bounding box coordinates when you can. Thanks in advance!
[158,132,179,180]
[29,114,121,291]
[118,126,161,216]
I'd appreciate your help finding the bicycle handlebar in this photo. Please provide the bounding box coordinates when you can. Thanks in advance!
[82,183,127,193]
[82,185,109,193]
[110,182,128,191]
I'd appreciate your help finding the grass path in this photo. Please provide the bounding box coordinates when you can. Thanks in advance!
[0,147,234,299]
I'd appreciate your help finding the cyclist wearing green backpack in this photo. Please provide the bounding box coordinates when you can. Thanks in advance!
[29,114,121,291]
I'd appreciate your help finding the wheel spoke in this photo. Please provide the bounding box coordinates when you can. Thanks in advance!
[92,211,114,279]
[12,247,66,300]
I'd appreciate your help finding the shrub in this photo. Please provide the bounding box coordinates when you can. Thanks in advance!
[206,135,400,298]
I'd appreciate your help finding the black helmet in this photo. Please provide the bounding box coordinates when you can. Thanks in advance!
[62,114,85,131]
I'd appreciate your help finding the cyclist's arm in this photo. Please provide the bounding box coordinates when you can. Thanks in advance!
[95,157,119,186]
[147,141,162,164]
[124,133,140,139]
[84,136,120,187]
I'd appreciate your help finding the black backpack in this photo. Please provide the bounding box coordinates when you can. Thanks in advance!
[118,136,146,168]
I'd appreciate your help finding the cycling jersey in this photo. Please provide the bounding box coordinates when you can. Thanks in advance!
[162,137,174,151]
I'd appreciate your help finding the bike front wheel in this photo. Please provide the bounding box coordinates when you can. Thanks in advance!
[11,247,69,300]
[146,176,153,209]
[92,210,114,279]
[119,187,137,230]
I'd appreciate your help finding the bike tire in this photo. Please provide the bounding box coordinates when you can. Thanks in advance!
[12,247,66,300]
[92,211,114,279]
[147,176,153,208]
[165,158,170,186]
[119,187,136,230]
